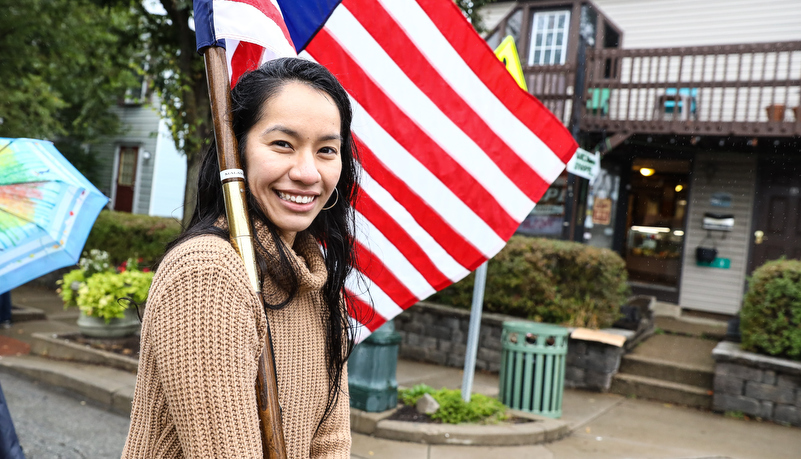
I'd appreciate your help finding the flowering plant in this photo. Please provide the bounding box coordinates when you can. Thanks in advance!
[57,250,153,322]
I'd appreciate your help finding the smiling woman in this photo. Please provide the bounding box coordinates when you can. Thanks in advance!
[122,58,362,459]
[245,81,343,247]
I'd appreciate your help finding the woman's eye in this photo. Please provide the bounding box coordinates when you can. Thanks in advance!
[319,146,338,155]
[272,140,292,149]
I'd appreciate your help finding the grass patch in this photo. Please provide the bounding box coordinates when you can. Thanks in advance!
[398,384,508,424]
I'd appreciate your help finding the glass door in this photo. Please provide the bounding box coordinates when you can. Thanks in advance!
[625,159,690,289]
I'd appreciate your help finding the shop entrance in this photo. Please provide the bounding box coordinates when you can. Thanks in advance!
[749,158,801,271]
[624,159,690,299]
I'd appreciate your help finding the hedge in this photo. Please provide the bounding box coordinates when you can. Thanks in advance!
[430,236,629,329]
[83,210,182,267]
[741,259,801,360]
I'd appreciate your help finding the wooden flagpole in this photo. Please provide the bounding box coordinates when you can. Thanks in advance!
[203,46,288,459]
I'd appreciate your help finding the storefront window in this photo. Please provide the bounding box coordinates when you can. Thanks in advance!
[517,175,566,238]
[625,159,690,288]
[585,165,620,249]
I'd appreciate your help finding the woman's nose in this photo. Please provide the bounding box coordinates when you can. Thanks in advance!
[288,150,321,184]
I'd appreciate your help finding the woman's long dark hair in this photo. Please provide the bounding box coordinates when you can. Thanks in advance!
[165,57,361,428]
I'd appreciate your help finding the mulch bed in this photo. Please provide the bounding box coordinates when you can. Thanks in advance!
[58,333,140,360]
[386,404,533,424]
[386,405,441,423]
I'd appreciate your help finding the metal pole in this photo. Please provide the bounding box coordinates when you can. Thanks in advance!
[563,35,589,242]
[461,261,488,403]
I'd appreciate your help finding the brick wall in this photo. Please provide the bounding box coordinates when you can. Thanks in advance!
[394,302,634,392]
[712,342,801,426]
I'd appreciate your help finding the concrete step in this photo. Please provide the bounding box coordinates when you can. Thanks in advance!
[0,354,135,415]
[11,306,47,322]
[610,373,712,409]
[619,354,714,389]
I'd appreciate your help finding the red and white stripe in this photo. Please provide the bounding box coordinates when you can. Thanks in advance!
[209,0,297,86]
[299,0,577,342]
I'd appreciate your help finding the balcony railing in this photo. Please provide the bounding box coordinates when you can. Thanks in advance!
[580,41,801,137]
[523,64,575,127]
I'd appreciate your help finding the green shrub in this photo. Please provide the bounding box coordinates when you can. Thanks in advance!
[76,269,153,322]
[57,251,153,322]
[84,210,181,266]
[430,236,629,328]
[398,384,508,424]
[741,259,801,360]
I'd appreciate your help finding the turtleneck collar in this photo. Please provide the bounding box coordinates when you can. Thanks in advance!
[251,219,328,296]
[213,216,328,296]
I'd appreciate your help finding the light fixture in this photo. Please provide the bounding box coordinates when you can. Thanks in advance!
[673,230,685,236]
[675,184,684,192]
[631,226,671,234]
[640,167,655,177]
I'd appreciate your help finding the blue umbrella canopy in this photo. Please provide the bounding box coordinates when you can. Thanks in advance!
[0,138,108,293]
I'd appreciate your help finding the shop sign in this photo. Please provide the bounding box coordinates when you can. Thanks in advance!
[592,198,613,225]
[567,148,601,182]
[710,192,732,208]
[697,258,731,269]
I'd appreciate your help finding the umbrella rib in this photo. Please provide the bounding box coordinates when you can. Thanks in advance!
[0,139,17,155]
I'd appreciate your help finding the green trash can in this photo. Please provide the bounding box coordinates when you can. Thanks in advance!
[499,322,569,418]
[347,320,402,412]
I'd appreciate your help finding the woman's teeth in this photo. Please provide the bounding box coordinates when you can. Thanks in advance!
[278,191,315,204]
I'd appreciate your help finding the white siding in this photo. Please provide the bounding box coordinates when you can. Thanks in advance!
[592,0,801,48]
[148,118,186,219]
[479,2,517,35]
[678,152,756,315]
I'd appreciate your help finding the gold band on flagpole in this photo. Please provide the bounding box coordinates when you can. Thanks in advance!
[222,179,261,293]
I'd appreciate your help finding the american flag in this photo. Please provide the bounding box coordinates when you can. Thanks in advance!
[194,0,578,342]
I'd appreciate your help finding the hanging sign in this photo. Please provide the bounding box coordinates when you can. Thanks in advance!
[494,36,527,91]
[567,148,601,182]
[592,197,613,225]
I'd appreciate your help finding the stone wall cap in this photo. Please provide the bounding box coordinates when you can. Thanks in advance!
[414,302,636,344]
[712,341,801,375]
[351,406,569,446]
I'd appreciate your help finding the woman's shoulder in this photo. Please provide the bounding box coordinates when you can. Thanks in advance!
[163,234,237,264]
[155,234,244,283]
[147,234,260,316]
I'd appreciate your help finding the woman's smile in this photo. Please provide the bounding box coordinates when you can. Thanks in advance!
[276,190,318,205]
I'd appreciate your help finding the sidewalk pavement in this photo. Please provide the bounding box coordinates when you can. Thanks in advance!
[3,285,801,459]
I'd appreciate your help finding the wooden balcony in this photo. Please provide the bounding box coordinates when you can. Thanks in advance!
[579,41,801,137]
[523,64,576,127]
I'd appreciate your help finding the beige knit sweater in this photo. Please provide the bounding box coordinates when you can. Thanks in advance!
[122,225,351,458]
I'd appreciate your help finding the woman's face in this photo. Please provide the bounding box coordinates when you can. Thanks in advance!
[244,81,343,246]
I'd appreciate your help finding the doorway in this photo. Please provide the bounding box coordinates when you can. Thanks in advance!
[114,146,138,212]
[749,158,801,271]
[624,158,691,301]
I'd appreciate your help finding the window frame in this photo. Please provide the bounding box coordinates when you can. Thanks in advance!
[527,10,571,66]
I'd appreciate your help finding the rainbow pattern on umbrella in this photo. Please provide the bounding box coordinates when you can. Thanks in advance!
[0,138,108,293]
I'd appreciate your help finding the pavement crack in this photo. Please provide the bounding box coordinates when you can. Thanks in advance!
[568,397,627,432]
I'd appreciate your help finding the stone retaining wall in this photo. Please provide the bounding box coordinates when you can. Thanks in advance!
[394,302,641,392]
[712,341,801,426]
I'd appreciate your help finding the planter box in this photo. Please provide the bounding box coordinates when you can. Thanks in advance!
[711,341,801,427]
[395,301,653,393]
[77,308,140,338]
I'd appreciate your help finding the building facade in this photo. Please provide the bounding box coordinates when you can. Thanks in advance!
[92,88,186,220]
[482,0,801,316]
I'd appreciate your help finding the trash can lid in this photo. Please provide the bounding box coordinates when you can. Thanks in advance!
[502,321,570,337]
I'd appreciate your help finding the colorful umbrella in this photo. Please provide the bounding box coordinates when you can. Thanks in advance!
[0,138,108,293]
